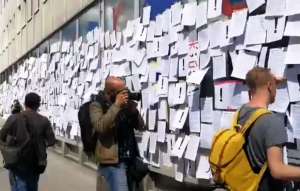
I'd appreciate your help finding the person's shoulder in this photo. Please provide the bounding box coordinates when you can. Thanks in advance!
[256,112,284,129]
[38,113,50,122]
[6,113,19,122]
[90,101,102,108]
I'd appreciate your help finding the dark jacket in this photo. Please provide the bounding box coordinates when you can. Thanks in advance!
[0,110,55,175]
[90,92,144,164]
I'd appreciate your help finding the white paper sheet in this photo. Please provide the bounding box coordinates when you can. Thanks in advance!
[170,82,187,106]
[246,0,265,13]
[157,121,167,143]
[244,15,266,45]
[162,9,171,33]
[284,15,300,37]
[148,109,157,130]
[229,9,248,38]
[177,37,189,56]
[220,111,236,129]
[214,81,237,110]
[104,31,111,48]
[157,76,169,97]
[258,46,268,68]
[149,132,158,154]
[287,66,300,102]
[155,14,163,37]
[265,16,286,43]
[142,6,151,26]
[134,48,146,66]
[269,86,290,113]
[200,97,213,123]
[158,35,170,57]
[175,158,185,182]
[198,28,210,51]
[135,24,147,42]
[186,67,209,85]
[266,0,286,16]
[207,0,222,19]
[196,1,208,29]
[171,106,189,130]
[199,50,211,69]
[189,108,201,133]
[290,104,300,139]
[171,136,184,156]
[200,123,215,149]
[208,21,223,48]
[219,20,233,47]
[182,2,197,26]
[187,41,200,73]
[147,21,155,42]
[141,131,151,152]
[196,156,212,179]
[171,2,182,26]
[161,136,173,167]
[286,0,300,16]
[284,37,300,65]
[212,53,227,80]
[268,48,286,77]
[184,135,200,161]
[231,50,257,79]
[158,99,168,121]
[177,136,191,158]
[188,89,200,109]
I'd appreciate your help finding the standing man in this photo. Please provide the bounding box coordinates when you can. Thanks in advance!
[239,67,300,190]
[90,76,144,191]
[0,92,55,191]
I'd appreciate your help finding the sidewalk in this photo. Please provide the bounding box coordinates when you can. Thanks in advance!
[0,151,96,191]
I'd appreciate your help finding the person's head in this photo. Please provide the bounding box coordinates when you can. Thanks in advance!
[246,67,284,104]
[25,92,41,111]
[104,76,126,102]
[11,99,22,114]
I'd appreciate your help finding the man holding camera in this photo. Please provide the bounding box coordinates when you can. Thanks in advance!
[90,76,144,191]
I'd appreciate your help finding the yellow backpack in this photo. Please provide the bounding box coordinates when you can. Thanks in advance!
[209,108,271,191]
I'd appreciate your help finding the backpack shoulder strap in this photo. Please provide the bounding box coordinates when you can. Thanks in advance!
[258,162,268,180]
[232,108,271,135]
[241,108,271,136]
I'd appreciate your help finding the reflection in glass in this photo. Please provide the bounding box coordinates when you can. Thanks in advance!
[39,40,49,55]
[79,3,100,42]
[105,0,135,31]
[50,32,60,44]
[62,20,77,42]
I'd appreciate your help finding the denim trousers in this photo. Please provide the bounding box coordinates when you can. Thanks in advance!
[98,163,129,191]
[9,171,39,191]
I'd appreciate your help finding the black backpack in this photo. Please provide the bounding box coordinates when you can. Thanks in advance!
[0,113,45,174]
[78,100,98,157]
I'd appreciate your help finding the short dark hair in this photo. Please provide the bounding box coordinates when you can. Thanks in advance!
[25,92,41,110]
[11,100,22,114]
[246,67,274,93]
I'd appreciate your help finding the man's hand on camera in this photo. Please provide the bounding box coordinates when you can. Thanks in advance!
[127,100,138,114]
[115,90,128,108]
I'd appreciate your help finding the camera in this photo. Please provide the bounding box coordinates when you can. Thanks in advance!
[128,92,142,101]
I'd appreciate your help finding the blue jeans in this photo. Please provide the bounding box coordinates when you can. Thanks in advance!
[9,171,39,191]
[98,163,129,191]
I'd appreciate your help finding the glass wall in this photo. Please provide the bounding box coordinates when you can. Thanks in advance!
[79,2,100,42]
[62,20,77,43]
[39,40,49,55]
[49,32,60,44]
[104,0,135,31]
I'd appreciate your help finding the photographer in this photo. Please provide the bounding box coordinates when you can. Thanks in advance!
[90,76,145,191]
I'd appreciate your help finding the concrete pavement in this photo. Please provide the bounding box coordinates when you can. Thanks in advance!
[0,151,96,191]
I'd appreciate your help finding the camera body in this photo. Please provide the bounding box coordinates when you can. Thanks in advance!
[128,92,141,101]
